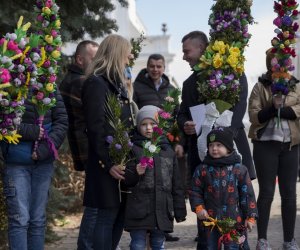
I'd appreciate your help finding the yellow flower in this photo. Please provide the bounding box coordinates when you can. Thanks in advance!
[280,44,285,49]
[236,64,244,74]
[227,54,239,69]
[55,20,61,28]
[199,62,209,69]
[37,47,46,67]
[22,22,31,31]
[212,40,226,54]
[51,50,61,59]
[10,53,23,61]
[4,133,22,144]
[17,16,24,29]
[284,40,290,46]
[229,47,240,56]
[200,54,212,66]
[45,35,53,44]
[212,53,223,68]
[42,7,51,15]
[46,83,54,92]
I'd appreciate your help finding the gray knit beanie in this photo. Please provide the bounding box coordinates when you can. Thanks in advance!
[136,105,160,130]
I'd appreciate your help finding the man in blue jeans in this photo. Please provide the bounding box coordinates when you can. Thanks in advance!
[60,40,99,249]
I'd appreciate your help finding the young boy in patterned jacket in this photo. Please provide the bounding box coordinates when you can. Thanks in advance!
[190,127,258,249]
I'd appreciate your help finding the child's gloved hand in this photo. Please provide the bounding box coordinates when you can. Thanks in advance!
[196,209,208,220]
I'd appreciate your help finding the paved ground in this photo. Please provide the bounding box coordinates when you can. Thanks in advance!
[45,180,300,250]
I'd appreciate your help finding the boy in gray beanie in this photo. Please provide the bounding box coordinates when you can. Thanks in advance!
[136,105,160,134]
[124,105,187,249]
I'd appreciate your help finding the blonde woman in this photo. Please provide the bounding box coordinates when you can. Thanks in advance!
[81,34,135,249]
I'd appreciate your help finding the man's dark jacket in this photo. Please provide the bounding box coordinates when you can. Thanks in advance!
[133,68,175,109]
[59,64,88,171]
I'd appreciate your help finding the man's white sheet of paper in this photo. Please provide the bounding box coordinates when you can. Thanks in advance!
[189,104,206,136]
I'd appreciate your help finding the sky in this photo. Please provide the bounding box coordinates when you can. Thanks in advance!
[135,0,277,90]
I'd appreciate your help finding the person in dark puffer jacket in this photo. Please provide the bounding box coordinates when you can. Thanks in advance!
[1,88,68,250]
[133,54,175,110]
[124,105,187,250]
[133,53,184,242]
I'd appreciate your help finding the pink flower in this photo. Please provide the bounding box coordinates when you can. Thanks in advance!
[45,0,53,8]
[37,14,44,22]
[50,30,58,38]
[7,41,19,51]
[49,75,57,83]
[0,38,5,45]
[43,60,51,68]
[140,156,154,168]
[159,110,171,119]
[153,126,163,135]
[0,68,11,83]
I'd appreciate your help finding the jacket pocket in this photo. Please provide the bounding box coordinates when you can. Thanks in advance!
[126,193,150,219]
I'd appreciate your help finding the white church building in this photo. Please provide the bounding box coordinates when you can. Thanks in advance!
[62,0,176,82]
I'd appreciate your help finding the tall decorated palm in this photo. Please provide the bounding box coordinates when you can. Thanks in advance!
[269,0,299,126]
[31,0,62,158]
[194,0,254,160]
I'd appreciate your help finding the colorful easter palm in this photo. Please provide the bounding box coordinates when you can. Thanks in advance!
[31,0,62,158]
[270,0,299,96]
[195,0,254,160]
[0,17,42,144]
[195,0,254,113]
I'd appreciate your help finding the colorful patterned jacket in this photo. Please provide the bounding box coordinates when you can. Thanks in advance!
[189,151,257,223]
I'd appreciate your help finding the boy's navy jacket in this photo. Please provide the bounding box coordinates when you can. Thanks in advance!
[124,132,187,233]
[190,151,258,222]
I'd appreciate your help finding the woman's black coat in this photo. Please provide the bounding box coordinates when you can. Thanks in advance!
[82,74,135,208]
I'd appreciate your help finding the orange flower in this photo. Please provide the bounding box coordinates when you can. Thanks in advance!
[167,132,174,142]
[272,71,291,80]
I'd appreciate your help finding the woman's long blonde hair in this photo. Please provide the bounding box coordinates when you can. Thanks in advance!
[86,34,131,89]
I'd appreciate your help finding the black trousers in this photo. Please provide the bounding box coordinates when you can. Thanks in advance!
[253,141,299,242]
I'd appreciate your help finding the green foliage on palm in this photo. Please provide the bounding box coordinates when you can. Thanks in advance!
[0,0,128,42]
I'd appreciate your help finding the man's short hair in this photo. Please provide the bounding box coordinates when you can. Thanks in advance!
[181,31,209,47]
[147,54,165,66]
[74,40,99,58]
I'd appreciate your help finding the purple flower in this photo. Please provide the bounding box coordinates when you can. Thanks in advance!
[50,15,57,21]
[282,16,292,26]
[273,17,282,27]
[106,136,114,144]
[128,141,133,147]
[45,45,54,52]
[115,144,122,150]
